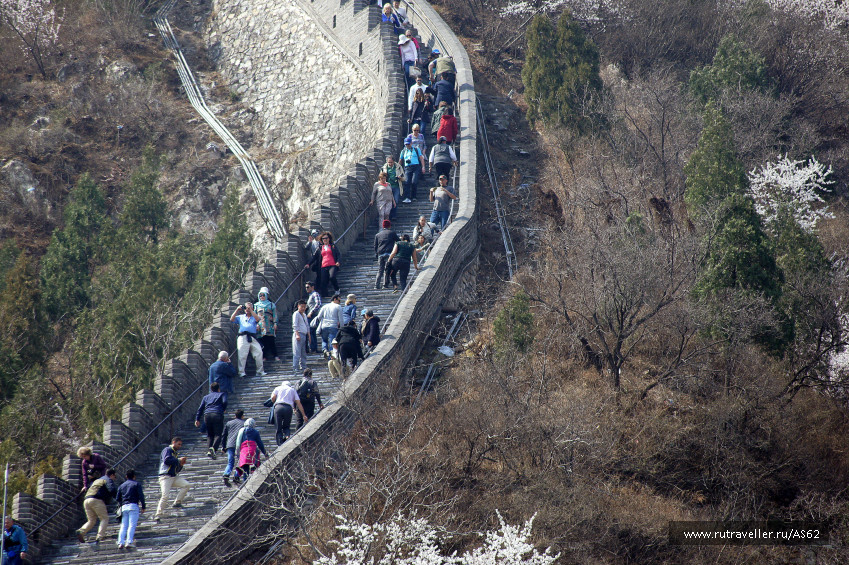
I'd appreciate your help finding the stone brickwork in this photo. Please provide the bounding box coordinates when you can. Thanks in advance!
[162,1,478,562]
[206,0,385,220]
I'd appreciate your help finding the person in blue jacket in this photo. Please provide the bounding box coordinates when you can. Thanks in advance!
[208,350,237,394]
[399,137,424,202]
[3,517,27,565]
[154,437,189,522]
[115,469,146,549]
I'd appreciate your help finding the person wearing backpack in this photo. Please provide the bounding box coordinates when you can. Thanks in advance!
[296,369,324,429]
[76,468,118,544]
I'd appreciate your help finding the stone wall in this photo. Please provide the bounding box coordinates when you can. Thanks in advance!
[206,0,385,220]
[162,1,478,562]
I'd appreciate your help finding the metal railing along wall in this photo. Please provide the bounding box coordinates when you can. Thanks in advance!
[153,0,288,241]
[475,98,517,278]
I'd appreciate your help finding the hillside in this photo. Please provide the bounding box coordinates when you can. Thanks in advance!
[273,1,849,563]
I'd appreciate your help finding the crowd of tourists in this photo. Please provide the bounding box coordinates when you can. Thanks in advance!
[57,3,461,552]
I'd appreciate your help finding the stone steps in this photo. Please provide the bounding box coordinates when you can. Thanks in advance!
[37,158,446,565]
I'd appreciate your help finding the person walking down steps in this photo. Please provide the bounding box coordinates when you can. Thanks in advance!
[292,299,311,375]
[154,437,189,522]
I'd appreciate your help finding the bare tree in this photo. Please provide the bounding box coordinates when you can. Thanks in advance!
[524,216,698,390]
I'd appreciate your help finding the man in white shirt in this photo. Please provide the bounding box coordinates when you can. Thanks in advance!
[268,381,309,445]
[393,0,409,26]
[313,294,343,356]
[305,281,321,353]
[292,299,311,375]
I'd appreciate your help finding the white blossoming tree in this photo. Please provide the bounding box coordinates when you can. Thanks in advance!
[499,0,626,21]
[765,0,849,29]
[0,0,62,77]
[747,154,834,233]
[315,511,559,565]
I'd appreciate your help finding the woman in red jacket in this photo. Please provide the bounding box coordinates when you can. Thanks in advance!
[436,107,459,144]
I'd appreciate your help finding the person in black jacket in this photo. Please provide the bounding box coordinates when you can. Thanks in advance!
[305,231,341,296]
[296,369,324,428]
[337,322,365,373]
[77,468,117,544]
[427,78,455,110]
[374,220,399,289]
[362,310,381,349]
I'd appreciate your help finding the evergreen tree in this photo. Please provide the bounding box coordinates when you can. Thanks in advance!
[40,174,112,318]
[689,35,772,106]
[493,291,535,354]
[120,147,168,244]
[0,240,20,295]
[522,12,602,131]
[684,102,748,213]
[693,194,782,303]
[196,185,255,292]
[0,252,46,402]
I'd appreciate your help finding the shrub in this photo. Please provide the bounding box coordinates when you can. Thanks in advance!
[492,291,534,354]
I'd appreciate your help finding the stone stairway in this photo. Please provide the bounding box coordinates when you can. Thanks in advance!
[39,162,446,565]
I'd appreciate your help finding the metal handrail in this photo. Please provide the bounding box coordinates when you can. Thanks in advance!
[29,371,215,537]
[272,203,371,308]
[413,310,466,407]
[475,98,517,278]
[153,0,288,241]
[30,204,374,538]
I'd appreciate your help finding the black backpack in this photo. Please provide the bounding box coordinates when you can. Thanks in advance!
[298,379,314,401]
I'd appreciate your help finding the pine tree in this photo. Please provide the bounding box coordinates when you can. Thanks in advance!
[120,147,168,244]
[196,184,255,291]
[689,35,771,106]
[493,291,535,354]
[0,252,45,401]
[522,12,602,132]
[40,174,113,318]
[693,194,782,303]
[684,102,747,213]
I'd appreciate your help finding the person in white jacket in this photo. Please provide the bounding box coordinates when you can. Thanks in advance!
[292,300,310,374]
[313,294,343,356]
[399,35,418,87]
